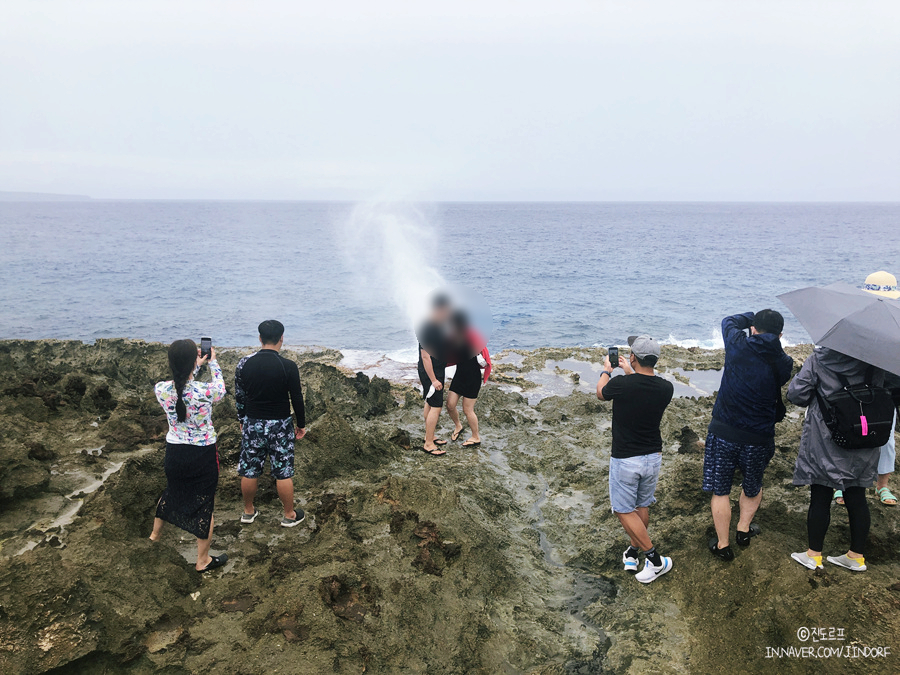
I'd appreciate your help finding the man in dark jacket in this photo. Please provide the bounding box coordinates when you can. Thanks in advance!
[704,310,793,561]
[235,320,307,528]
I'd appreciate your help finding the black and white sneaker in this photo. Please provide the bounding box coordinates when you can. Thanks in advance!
[240,509,260,525]
[280,508,306,528]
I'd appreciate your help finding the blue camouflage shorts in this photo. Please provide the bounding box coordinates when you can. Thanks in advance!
[238,417,295,480]
[702,432,774,498]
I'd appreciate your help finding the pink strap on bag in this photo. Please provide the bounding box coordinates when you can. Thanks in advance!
[860,415,869,436]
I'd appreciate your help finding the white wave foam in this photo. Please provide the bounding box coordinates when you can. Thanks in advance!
[385,346,419,363]
[660,330,725,350]
[338,348,420,382]
[661,330,796,349]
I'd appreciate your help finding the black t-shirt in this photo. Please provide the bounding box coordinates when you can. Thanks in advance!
[601,374,674,458]
[417,320,450,369]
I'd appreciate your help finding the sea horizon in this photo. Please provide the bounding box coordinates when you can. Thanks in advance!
[2,200,898,351]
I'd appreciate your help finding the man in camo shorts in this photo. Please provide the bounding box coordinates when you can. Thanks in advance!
[235,320,307,528]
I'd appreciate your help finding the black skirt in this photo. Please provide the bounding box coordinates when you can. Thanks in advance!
[449,357,482,399]
[156,442,219,539]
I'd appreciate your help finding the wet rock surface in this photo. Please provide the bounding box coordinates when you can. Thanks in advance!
[0,339,897,674]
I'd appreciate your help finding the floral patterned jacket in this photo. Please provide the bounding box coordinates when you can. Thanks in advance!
[155,360,226,445]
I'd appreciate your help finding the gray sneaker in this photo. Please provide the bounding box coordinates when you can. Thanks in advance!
[826,554,866,572]
[280,508,306,528]
[791,551,823,570]
[240,509,260,525]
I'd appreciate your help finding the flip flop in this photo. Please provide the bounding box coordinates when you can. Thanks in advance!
[434,439,448,446]
[451,429,462,441]
[877,487,898,505]
[198,553,228,573]
[421,447,447,456]
[462,440,481,447]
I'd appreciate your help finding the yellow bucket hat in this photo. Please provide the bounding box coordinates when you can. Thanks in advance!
[862,270,900,299]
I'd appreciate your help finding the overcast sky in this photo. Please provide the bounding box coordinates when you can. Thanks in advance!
[1,1,898,201]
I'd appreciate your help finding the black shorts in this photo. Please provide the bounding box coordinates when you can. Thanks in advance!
[449,357,482,399]
[418,362,445,407]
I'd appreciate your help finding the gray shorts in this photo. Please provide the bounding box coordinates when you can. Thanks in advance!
[609,453,662,514]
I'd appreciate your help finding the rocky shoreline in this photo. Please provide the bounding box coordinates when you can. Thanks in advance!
[0,339,898,674]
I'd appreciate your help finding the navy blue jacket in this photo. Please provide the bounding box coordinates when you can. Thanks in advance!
[710,312,793,444]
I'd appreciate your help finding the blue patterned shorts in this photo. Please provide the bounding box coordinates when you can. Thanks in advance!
[702,433,775,498]
[238,417,295,480]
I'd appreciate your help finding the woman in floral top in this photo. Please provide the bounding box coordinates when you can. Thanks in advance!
[149,339,228,572]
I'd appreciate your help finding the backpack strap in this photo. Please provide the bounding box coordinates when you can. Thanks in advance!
[835,371,852,391]
[835,365,876,391]
[814,387,833,421]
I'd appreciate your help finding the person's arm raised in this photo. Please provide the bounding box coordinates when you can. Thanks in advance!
[597,354,617,400]
[207,347,226,402]
[722,312,755,347]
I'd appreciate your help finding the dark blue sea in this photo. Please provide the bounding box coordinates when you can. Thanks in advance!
[2,201,898,359]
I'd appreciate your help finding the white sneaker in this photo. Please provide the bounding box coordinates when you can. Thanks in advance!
[791,551,823,570]
[622,548,639,573]
[826,554,866,572]
[635,557,672,584]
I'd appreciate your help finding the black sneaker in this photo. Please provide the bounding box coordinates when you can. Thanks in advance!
[709,537,734,561]
[736,523,761,547]
[281,508,306,528]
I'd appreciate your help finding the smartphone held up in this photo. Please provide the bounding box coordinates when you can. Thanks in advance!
[200,337,212,361]
[608,346,619,369]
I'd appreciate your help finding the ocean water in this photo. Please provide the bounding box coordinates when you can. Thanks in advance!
[1,201,898,358]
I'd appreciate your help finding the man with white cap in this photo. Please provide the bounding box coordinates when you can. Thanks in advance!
[598,335,674,584]
[860,271,900,506]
